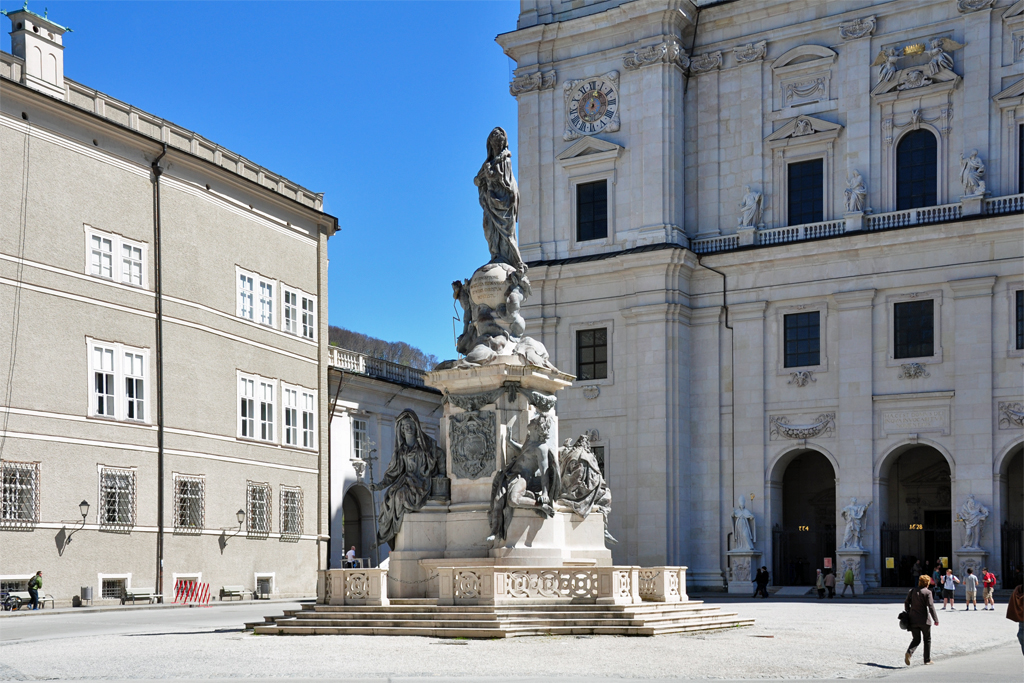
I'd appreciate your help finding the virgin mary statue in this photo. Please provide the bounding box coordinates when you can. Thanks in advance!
[474,127,525,272]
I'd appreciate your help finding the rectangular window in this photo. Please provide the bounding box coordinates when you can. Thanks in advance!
[238,274,254,320]
[894,300,934,359]
[93,345,115,417]
[1,461,39,524]
[173,475,204,533]
[592,446,605,478]
[259,381,275,441]
[239,377,255,438]
[101,578,126,599]
[301,391,315,449]
[124,352,145,421]
[1016,290,1023,351]
[576,328,608,380]
[90,235,113,278]
[280,487,303,536]
[787,159,824,226]
[258,280,274,326]
[247,482,271,538]
[121,244,143,286]
[783,311,821,368]
[283,388,298,447]
[99,467,136,531]
[352,418,368,460]
[301,295,315,339]
[576,180,608,242]
[283,290,298,335]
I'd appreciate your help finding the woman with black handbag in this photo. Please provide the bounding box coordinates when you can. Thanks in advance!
[904,573,940,666]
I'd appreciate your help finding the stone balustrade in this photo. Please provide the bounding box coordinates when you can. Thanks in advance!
[317,568,389,606]
[328,347,429,388]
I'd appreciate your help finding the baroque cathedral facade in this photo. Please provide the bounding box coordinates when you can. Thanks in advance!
[499,0,1024,589]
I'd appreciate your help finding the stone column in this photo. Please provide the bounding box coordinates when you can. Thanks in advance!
[694,69,721,238]
[834,290,877,586]
[635,59,686,245]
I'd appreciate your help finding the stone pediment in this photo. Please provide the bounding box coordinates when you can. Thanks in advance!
[1004,1,1024,20]
[766,115,842,142]
[773,45,837,71]
[994,77,1024,103]
[557,136,624,161]
[871,67,960,96]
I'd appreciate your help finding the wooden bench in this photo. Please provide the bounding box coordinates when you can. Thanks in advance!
[121,587,160,605]
[219,585,251,601]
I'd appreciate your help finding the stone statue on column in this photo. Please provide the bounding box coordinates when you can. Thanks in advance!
[844,170,867,213]
[959,151,987,197]
[840,497,872,550]
[474,127,525,273]
[738,186,763,228]
[732,496,756,551]
[957,494,989,550]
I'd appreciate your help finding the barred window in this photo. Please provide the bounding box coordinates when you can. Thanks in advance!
[247,482,271,538]
[101,577,126,599]
[280,487,303,537]
[1,460,40,525]
[99,467,136,532]
[784,311,821,368]
[173,475,204,533]
[352,419,368,460]
[576,328,608,380]
[894,300,934,359]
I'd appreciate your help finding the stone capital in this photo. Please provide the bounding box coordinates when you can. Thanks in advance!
[948,276,996,299]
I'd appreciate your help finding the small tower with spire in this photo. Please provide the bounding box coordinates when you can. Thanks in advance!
[2,2,71,100]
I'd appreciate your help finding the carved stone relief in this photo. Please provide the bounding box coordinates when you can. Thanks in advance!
[448,410,496,480]
[788,371,816,387]
[783,76,827,106]
[839,556,862,583]
[623,40,689,71]
[689,51,722,75]
[582,385,601,400]
[839,16,876,40]
[730,556,752,583]
[509,70,556,97]
[769,413,836,440]
[898,363,931,379]
[998,402,1024,428]
[733,40,767,64]
[957,0,995,12]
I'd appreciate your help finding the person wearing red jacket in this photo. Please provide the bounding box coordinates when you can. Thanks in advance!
[981,567,998,611]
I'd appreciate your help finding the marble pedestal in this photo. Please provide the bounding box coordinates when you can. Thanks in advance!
[726,550,761,594]
[955,549,988,581]
[836,549,869,595]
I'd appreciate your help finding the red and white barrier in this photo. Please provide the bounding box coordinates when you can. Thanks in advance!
[173,580,211,606]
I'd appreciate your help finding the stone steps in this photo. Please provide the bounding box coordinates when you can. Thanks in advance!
[247,601,752,638]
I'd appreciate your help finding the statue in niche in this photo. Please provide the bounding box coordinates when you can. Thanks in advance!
[957,494,990,550]
[372,410,446,548]
[959,150,987,196]
[872,47,900,84]
[738,186,763,228]
[926,38,963,76]
[844,170,867,213]
[732,496,756,551]
[840,497,872,550]
[487,412,560,542]
[557,433,617,543]
[474,126,525,273]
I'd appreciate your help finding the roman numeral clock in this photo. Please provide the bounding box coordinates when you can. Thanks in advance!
[563,71,620,141]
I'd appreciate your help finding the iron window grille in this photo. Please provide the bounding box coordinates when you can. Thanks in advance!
[783,311,821,368]
[280,486,303,539]
[1016,290,1023,351]
[247,482,271,539]
[576,328,608,380]
[894,300,934,359]
[99,467,136,532]
[101,578,125,599]
[173,475,204,534]
[896,130,938,210]
[576,179,608,242]
[787,159,824,226]
[1,460,40,527]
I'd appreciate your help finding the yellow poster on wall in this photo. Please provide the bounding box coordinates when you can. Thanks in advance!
[886,557,895,569]
[940,556,948,568]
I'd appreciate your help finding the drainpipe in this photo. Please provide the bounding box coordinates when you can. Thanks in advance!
[151,144,167,602]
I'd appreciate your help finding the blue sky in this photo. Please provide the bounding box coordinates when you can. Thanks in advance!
[1,0,520,362]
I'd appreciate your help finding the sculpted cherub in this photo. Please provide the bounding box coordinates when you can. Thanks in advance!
[872,47,900,84]
[926,38,963,76]
[487,412,561,542]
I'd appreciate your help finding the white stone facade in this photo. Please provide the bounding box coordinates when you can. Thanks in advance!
[499,0,1024,588]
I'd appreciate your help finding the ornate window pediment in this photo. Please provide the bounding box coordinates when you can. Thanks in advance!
[557,136,624,164]
[871,67,960,97]
[771,45,837,112]
[766,115,843,145]
[994,77,1024,104]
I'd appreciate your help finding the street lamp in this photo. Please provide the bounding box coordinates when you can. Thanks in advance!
[231,509,245,537]
[65,500,90,544]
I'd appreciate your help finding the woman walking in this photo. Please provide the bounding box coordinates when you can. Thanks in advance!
[905,573,939,666]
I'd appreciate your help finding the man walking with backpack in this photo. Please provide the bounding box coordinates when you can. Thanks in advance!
[27,571,42,610]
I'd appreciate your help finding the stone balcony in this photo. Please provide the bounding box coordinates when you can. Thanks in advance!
[328,347,431,389]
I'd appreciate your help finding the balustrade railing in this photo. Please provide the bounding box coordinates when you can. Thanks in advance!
[328,347,427,387]
[985,193,1024,216]
[757,219,845,246]
[691,234,739,254]
[866,202,962,231]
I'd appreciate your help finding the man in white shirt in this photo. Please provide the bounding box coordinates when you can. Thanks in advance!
[962,568,979,611]
[345,546,357,568]
[940,569,960,610]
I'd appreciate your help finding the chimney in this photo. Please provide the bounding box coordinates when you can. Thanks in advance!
[2,2,71,100]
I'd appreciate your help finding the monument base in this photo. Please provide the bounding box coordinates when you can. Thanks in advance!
[836,549,869,595]
[955,548,988,581]
[726,550,761,595]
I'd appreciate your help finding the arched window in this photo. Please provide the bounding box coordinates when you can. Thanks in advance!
[896,130,937,210]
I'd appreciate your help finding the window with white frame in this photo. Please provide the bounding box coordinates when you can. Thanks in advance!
[85,226,147,288]
[258,279,274,326]
[247,481,271,538]
[1,460,40,525]
[283,388,299,447]
[301,295,315,339]
[259,381,275,441]
[352,418,368,460]
[282,286,316,340]
[87,340,149,423]
[283,290,298,335]
[173,474,204,533]
[282,386,315,449]
[238,272,254,320]
[280,486,303,536]
[99,466,136,532]
[239,373,276,442]
[239,376,256,438]
[237,267,277,327]
[301,390,315,449]
[101,577,127,599]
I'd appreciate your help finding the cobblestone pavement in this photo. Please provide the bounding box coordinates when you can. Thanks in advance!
[0,597,1018,680]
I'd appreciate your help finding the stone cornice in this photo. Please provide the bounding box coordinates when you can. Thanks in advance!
[833,289,877,310]
[623,39,690,71]
[948,276,997,298]
[729,301,769,321]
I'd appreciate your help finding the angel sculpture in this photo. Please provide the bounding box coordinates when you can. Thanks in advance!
[872,47,900,84]
[926,38,963,76]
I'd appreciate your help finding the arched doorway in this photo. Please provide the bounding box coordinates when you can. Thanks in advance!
[341,485,375,567]
[1001,444,1023,588]
[772,450,836,586]
[879,446,952,587]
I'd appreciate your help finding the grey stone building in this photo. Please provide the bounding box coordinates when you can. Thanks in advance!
[499,0,1024,589]
[0,7,337,604]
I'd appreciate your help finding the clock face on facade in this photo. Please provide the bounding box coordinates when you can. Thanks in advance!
[564,73,620,139]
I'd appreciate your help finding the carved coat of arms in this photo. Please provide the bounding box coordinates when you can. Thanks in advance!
[448,410,496,480]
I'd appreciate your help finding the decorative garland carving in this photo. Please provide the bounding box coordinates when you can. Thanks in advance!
[733,40,767,64]
[839,16,876,40]
[898,363,931,379]
[788,371,816,387]
[769,413,836,440]
[689,51,722,75]
[623,40,689,71]
[509,70,557,97]
[998,402,1024,428]
[957,0,995,12]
